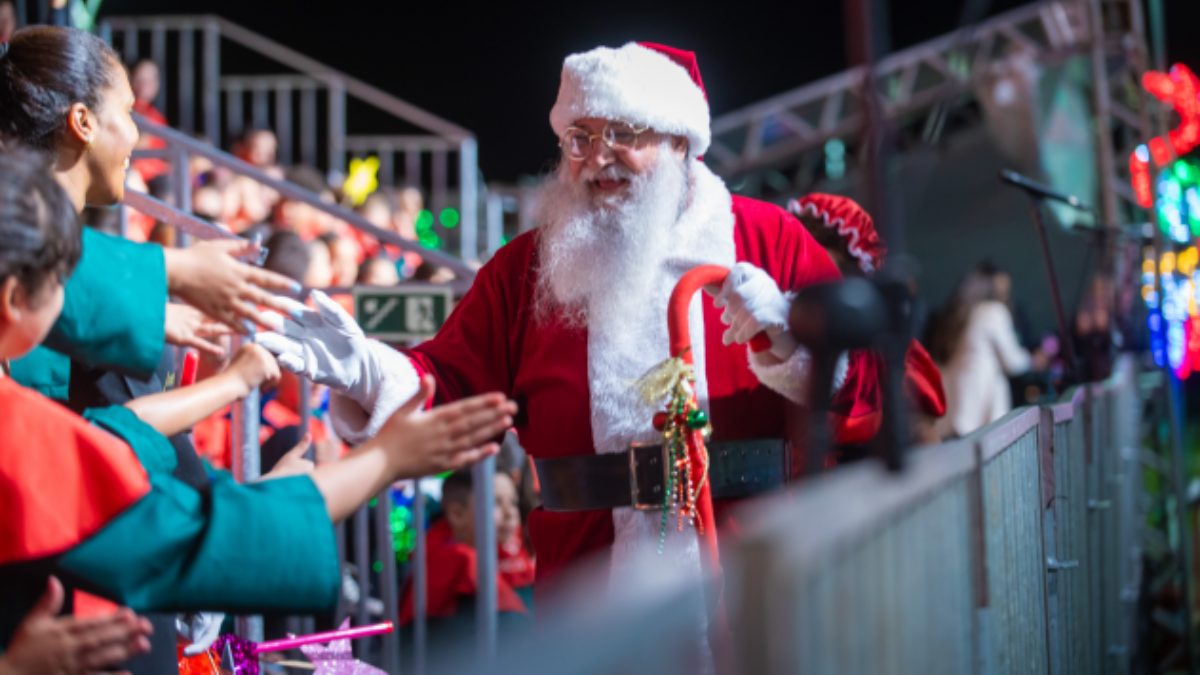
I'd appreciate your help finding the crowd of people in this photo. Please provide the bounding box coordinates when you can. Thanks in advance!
[0,16,1115,675]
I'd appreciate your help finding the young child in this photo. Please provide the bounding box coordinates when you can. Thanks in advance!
[788,193,947,446]
[0,147,517,649]
[399,469,534,655]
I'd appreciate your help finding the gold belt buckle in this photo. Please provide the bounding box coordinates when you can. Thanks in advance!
[629,441,668,511]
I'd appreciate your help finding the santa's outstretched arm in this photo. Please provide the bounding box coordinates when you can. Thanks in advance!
[255,290,422,443]
[257,249,521,444]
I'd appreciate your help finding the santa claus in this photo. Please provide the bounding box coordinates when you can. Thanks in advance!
[258,42,878,591]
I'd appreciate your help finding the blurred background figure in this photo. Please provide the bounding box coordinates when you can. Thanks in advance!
[930,262,1049,437]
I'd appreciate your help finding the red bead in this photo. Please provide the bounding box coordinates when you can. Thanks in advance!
[652,411,668,431]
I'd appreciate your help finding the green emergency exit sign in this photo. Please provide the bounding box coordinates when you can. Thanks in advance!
[353,285,453,342]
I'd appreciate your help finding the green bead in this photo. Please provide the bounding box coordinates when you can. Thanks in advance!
[687,410,709,429]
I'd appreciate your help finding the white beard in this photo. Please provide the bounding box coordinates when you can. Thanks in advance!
[533,147,690,328]
[531,152,738,672]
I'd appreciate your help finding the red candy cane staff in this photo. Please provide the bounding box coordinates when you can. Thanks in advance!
[644,265,773,576]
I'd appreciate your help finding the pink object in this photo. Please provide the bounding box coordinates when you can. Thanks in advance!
[253,621,393,654]
[299,619,388,674]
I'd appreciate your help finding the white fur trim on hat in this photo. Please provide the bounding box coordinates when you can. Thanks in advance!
[550,43,711,158]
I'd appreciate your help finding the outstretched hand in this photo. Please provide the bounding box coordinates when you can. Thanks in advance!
[376,375,517,478]
[0,577,152,675]
[165,239,301,334]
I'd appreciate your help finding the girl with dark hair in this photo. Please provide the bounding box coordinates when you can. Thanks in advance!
[0,26,300,389]
[0,147,517,654]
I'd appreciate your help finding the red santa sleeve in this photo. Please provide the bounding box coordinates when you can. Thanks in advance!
[329,234,533,443]
[405,234,533,404]
[733,199,882,432]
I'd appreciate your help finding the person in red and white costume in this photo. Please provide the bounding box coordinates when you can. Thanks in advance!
[257,42,880,593]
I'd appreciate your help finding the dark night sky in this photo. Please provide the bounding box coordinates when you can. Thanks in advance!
[103,0,1200,182]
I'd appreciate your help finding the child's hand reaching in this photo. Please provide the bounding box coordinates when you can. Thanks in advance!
[261,433,316,480]
[376,375,518,478]
[227,343,281,398]
[308,375,518,522]
[0,577,152,675]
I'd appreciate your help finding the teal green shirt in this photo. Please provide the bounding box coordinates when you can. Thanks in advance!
[59,407,339,613]
[12,229,167,397]
[59,470,340,614]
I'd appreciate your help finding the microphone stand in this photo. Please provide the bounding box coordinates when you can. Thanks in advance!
[788,0,910,478]
[1000,169,1088,382]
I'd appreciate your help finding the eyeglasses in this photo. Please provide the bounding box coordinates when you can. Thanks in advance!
[559,122,650,161]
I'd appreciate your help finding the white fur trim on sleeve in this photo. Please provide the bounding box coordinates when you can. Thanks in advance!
[747,344,812,405]
[329,340,419,444]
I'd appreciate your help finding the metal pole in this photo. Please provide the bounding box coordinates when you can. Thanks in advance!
[300,87,317,168]
[405,149,421,188]
[459,139,479,264]
[431,150,447,221]
[471,457,498,661]
[1086,0,1121,247]
[177,28,195,134]
[275,85,293,166]
[298,377,312,461]
[843,0,909,470]
[173,148,192,248]
[1024,199,1080,380]
[374,489,400,672]
[251,85,269,131]
[150,23,166,114]
[486,193,504,255]
[117,202,128,239]
[203,21,220,146]
[1147,0,1167,74]
[231,335,263,644]
[225,85,244,141]
[327,80,346,180]
[353,506,371,633]
[379,146,394,187]
[413,481,428,675]
[123,24,138,65]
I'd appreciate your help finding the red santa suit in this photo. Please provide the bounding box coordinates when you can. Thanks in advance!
[333,180,874,587]
[322,44,880,592]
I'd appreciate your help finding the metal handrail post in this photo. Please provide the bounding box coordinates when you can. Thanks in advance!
[471,457,498,662]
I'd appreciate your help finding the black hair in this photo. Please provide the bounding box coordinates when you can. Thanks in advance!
[440,466,513,508]
[0,144,82,300]
[441,470,474,507]
[0,26,120,150]
[263,230,311,284]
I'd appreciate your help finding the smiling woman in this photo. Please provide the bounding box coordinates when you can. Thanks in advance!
[0,27,138,210]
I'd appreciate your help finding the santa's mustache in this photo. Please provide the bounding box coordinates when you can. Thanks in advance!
[579,163,636,183]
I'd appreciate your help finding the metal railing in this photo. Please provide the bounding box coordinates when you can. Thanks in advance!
[129,114,477,280]
[706,0,1090,179]
[120,180,499,669]
[98,14,491,264]
[452,356,1154,674]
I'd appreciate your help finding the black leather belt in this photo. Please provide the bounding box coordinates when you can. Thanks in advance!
[534,439,790,512]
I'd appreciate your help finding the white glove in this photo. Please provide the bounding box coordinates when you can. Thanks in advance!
[713,262,798,361]
[255,290,385,408]
[255,289,419,443]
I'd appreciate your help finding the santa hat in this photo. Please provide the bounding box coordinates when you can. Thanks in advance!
[787,193,886,274]
[550,42,711,158]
